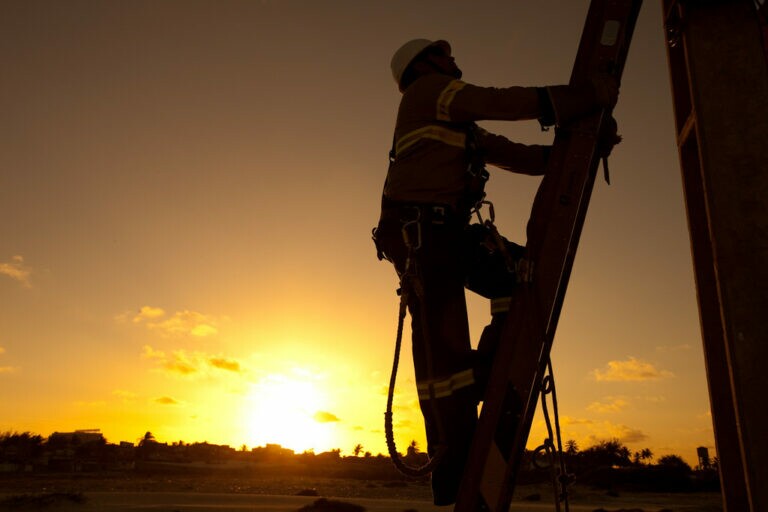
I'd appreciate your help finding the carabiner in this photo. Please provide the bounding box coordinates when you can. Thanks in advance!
[473,200,496,225]
[401,208,422,251]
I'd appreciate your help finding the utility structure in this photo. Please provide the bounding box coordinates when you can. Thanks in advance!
[451,0,768,511]
[662,1,768,510]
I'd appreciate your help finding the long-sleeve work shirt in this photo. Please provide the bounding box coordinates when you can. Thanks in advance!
[383,73,550,210]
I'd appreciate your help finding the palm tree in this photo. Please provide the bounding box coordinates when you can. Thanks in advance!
[353,444,363,457]
[564,439,579,455]
[138,431,156,446]
[137,431,157,461]
[640,448,653,465]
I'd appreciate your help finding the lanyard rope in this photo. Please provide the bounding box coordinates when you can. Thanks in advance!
[384,214,447,477]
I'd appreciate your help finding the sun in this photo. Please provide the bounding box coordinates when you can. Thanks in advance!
[241,371,336,453]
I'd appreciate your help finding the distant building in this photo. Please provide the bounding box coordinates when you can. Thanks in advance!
[47,429,108,472]
[251,443,295,461]
[49,429,105,446]
[697,446,711,470]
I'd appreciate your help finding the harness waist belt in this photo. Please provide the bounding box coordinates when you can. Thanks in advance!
[380,199,469,225]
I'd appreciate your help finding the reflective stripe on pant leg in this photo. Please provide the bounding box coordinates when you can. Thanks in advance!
[490,296,512,315]
[417,368,475,400]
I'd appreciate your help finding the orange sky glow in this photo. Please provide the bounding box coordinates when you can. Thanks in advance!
[1,1,714,466]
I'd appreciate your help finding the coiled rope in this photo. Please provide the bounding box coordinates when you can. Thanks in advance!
[533,358,574,512]
[384,214,447,477]
[384,287,445,477]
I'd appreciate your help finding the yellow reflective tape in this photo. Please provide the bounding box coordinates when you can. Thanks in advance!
[436,80,467,121]
[417,368,475,400]
[491,296,512,315]
[395,125,466,156]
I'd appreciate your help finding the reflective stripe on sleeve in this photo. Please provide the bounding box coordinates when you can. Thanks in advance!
[436,79,467,121]
[395,124,466,156]
[491,296,512,315]
[417,368,475,400]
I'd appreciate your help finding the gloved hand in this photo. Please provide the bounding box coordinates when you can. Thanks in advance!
[543,74,619,127]
[597,115,622,158]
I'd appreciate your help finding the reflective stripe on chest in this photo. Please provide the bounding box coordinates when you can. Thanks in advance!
[395,124,467,156]
[394,80,470,157]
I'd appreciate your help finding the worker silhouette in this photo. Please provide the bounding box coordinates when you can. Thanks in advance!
[373,39,618,505]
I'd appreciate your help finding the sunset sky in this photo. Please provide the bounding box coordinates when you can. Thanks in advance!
[1,1,714,465]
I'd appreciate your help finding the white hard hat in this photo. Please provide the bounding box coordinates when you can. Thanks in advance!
[390,39,451,90]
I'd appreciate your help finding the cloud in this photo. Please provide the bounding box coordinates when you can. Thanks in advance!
[587,397,629,413]
[560,416,649,445]
[209,357,241,373]
[154,396,180,405]
[592,357,674,382]
[142,345,245,378]
[133,306,166,322]
[561,416,596,427]
[164,356,198,376]
[594,424,648,444]
[0,255,31,287]
[142,345,166,359]
[0,347,17,374]
[143,345,197,375]
[395,418,416,429]
[130,307,220,338]
[314,411,340,423]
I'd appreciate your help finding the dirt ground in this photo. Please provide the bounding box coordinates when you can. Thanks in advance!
[0,473,723,512]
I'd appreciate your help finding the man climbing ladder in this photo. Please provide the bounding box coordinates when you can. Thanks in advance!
[373,1,628,504]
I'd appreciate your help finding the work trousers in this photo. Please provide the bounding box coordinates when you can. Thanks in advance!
[375,211,478,506]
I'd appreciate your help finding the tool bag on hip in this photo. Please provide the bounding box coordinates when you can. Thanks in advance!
[463,223,525,299]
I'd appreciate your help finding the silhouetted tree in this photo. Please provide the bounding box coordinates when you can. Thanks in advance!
[138,431,156,446]
[580,439,632,468]
[658,454,691,472]
[640,448,653,465]
[353,444,363,457]
[136,431,159,461]
[0,431,44,464]
[564,439,579,455]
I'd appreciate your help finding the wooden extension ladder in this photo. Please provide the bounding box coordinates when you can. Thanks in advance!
[455,1,642,510]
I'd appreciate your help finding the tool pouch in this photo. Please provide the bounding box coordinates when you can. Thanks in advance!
[464,223,525,299]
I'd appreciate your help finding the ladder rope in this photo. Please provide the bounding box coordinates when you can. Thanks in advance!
[533,358,573,512]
